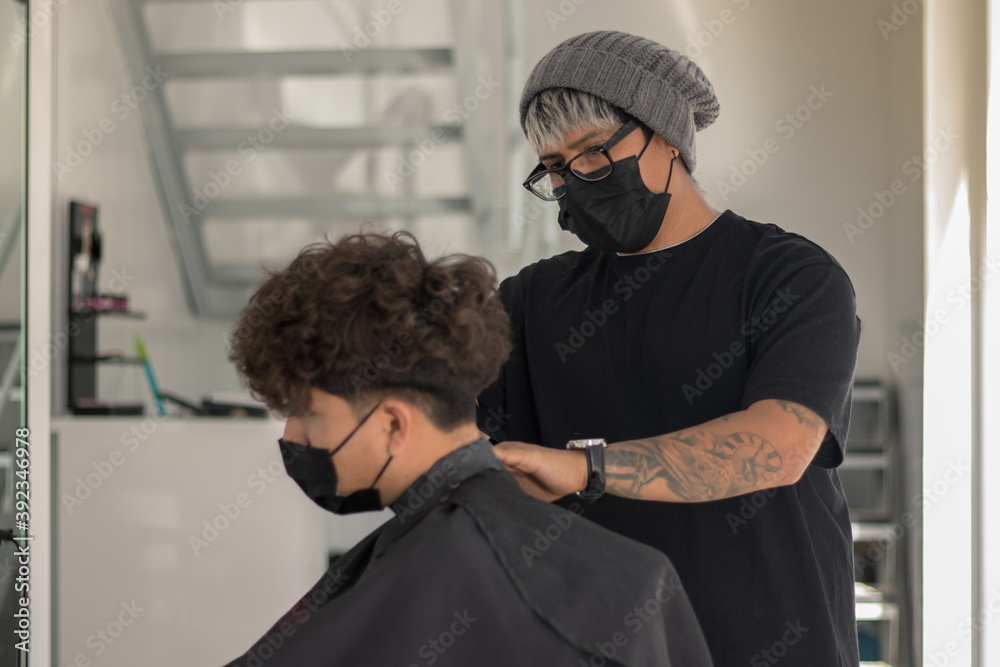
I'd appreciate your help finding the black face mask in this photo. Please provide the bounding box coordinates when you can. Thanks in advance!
[557,149,676,254]
[278,403,392,515]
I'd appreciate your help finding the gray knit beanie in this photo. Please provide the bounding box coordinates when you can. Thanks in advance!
[520,30,720,173]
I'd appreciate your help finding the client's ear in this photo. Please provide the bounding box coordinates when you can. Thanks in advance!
[380,398,415,455]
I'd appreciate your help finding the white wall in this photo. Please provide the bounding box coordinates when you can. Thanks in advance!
[52,418,329,667]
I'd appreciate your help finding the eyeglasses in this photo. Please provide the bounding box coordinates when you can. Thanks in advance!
[522,118,651,201]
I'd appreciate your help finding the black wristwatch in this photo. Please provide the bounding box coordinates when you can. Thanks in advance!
[565,438,606,500]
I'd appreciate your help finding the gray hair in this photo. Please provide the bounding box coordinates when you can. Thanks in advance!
[523,88,629,155]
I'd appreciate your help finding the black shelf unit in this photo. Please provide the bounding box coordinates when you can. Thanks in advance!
[66,309,147,415]
[65,201,149,416]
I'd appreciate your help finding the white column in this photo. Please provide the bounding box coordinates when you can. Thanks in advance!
[922,0,989,666]
[982,2,1000,663]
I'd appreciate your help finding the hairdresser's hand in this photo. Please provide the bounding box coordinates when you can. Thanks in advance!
[493,441,587,503]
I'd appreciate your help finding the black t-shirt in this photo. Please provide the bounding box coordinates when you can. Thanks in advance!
[477,210,862,667]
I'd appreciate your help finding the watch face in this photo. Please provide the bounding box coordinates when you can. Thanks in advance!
[567,438,606,449]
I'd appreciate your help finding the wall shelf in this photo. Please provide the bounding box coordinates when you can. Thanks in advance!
[69,356,145,365]
[69,310,146,319]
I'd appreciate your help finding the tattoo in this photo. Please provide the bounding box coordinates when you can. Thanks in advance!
[773,400,828,471]
[775,400,822,431]
[606,431,783,502]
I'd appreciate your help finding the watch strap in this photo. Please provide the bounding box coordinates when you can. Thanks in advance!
[566,438,606,500]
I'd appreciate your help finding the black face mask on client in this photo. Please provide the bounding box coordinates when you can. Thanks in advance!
[278,402,391,515]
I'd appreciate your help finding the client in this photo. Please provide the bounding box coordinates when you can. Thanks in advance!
[222,231,713,666]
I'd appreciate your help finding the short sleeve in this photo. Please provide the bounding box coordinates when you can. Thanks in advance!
[740,239,861,468]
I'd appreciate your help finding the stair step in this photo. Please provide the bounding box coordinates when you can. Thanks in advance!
[156,49,453,78]
[201,197,472,219]
[207,265,275,286]
[176,125,461,150]
[841,453,890,471]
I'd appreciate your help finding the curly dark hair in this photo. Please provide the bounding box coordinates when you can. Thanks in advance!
[228,231,512,430]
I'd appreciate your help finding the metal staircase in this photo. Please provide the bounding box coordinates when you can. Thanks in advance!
[108,0,529,318]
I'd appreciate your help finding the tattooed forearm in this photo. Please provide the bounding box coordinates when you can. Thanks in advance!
[602,400,823,502]
[605,430,783,502]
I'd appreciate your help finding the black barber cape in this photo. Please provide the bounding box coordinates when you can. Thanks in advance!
[221,440,713,667]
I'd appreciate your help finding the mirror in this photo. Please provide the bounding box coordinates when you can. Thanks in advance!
[0,0,26,663]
